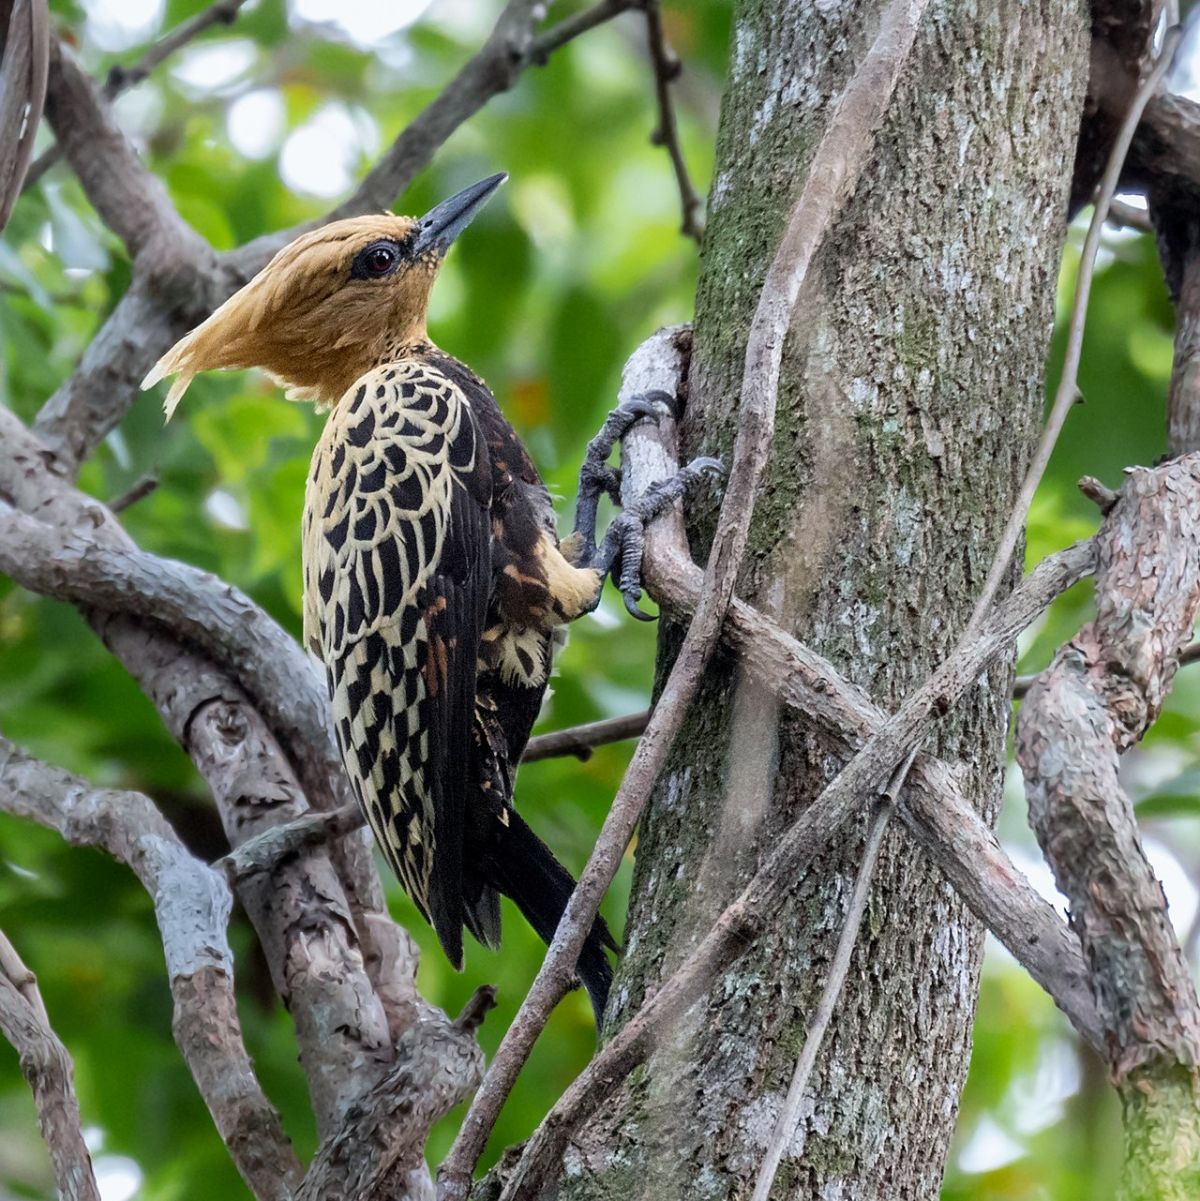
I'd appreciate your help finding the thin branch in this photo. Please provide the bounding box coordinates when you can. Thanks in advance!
[0,0,49,231]
[965,28,1180,635]
[502,539,1095,1199]
[0,932,100,1201]
[530,0,632,62]
[644,0,703,242]
[22,0,250,193]
[104,0,249,96]
[521,710,650,762]
[0,736,301,1200]
[108,471,159,513]
[216,802,365,881]
[749,750,915,1201]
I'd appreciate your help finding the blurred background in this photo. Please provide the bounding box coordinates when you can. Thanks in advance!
[0,2,1196,1198]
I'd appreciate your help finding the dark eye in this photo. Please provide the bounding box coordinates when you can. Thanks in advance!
[351,241,401,280]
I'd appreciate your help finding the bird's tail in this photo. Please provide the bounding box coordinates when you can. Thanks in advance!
[479,810,617,1027]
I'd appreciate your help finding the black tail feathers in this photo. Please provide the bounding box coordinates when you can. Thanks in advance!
[481,809,616,1027]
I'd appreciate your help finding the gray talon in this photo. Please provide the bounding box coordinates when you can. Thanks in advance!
[572,392,723,622]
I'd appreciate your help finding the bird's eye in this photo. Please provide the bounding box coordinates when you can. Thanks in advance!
[351,241,401,280]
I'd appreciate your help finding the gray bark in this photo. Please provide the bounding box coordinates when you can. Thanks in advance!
[554,3,1089,1197]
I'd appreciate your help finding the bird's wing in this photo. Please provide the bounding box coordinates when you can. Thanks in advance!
[303,361,492,967]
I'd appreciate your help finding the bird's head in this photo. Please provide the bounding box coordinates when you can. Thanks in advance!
[144,173,507,415]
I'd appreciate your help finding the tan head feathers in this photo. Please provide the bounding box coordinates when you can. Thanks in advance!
[143,213,427,416]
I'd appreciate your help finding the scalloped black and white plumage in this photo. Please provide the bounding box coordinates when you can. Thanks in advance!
[145,179,616,1023]
[303,347,615,1020]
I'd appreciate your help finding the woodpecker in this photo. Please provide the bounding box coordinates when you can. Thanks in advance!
[144,174,718,1024]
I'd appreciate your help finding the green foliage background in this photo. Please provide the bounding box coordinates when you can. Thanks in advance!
[0,2,1194,1198]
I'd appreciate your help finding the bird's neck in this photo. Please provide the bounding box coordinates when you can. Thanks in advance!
[374,333,437,367]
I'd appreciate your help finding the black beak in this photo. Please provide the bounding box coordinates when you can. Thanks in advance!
[412,173,507,257]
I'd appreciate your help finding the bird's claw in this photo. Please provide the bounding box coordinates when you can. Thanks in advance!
[581,393,669,475]
[596,454,726,621]
[573,392,675,556]
[578,459,622,506]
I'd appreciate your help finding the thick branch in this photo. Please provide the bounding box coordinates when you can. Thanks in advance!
[0,738,300,1200]
[0,408,385,934]
[0,413,432,1135]
[1016,458,1200,1198]
[1018,461,1200,1071]
[297,992,495,1201]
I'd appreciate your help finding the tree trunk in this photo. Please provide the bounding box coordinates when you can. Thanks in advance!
[553,3,1089,1197]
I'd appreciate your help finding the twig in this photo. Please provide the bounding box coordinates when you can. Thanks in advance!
[216,802,364,880]
[644,0,703,242]
[521,710,650,762]
[530,0,632,62]
[108,472,159,513]
[438,7,932,1194]
[1078,473,1119,513]
[1107,196,1153,231]
[0,736,301,1200]
[0,931,100,1201]
[749,748,916,1201]
[965,27,1181,635]
[22,0,250,193]
[501,538,1095,1199]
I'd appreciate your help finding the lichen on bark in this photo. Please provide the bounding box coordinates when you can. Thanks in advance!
[550,2,1091,1198]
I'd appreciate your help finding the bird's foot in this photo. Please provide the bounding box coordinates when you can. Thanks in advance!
[593,456,724,619]
[572,391,675,559]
